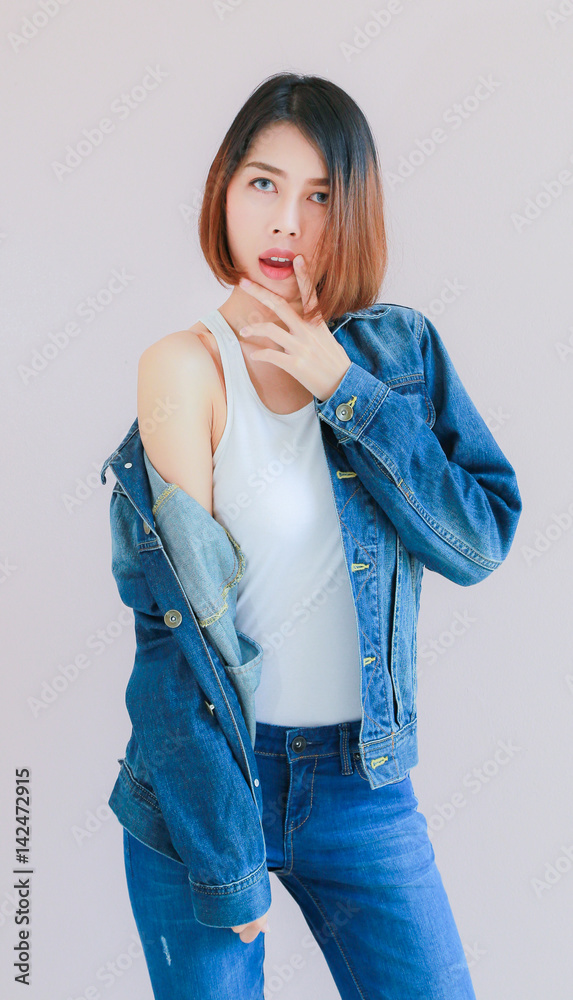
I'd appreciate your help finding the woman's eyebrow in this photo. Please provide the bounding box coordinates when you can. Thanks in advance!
[243,160,330,185]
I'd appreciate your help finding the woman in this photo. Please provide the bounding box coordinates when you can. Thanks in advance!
[116,72,521,998]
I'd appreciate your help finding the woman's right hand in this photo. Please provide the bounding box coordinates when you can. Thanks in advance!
[231,910,270,943]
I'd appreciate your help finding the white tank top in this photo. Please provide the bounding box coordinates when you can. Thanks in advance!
[201,308,362,727]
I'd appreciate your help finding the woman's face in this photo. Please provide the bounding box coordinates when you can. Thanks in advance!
[225,122,330,307]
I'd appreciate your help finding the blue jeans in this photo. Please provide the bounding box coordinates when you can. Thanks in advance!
[123,718,477,999]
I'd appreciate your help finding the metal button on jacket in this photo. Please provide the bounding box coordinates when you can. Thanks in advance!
[164,609,182,628]
[335,402,354,421]
[291,735,307,753]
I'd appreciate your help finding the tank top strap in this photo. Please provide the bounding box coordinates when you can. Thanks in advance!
[199,308,254,408]
[198,308,242,373]
[199,308,314,420]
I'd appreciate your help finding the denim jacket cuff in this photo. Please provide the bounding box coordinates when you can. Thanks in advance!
[314,361,390,441]
[188,858,272,927]
[313,355,521,585]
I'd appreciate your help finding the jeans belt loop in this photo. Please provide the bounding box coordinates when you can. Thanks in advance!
[338,722,353,776]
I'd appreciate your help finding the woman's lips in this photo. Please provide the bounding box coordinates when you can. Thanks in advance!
[258,257,294,280]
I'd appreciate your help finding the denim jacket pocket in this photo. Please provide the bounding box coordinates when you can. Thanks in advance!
[386,374,435,428]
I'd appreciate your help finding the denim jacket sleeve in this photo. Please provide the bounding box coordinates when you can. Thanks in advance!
[108,480,271,928]
[315,311,522,585]
[142,449,263,748]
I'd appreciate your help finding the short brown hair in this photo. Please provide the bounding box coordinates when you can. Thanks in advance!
[198,72,388,325]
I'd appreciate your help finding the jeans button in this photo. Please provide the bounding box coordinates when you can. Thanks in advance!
[164,609,182,628]
[291,736,307,753]
[335,402,353,421]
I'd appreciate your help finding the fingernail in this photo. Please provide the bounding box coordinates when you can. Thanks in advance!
[239,326,251,336]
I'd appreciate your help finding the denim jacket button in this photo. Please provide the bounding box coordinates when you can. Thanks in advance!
[143,520,151,534]
[335,402,354,421]
[204,700,215,715]
[291,736,307,753]
[164,609,182,628]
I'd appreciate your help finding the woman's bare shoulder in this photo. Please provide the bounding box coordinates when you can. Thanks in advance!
[137,322,217,514]
[140,321,213,363]
[138,321,223,395]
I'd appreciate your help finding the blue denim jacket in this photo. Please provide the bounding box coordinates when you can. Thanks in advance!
[100,302,522,928]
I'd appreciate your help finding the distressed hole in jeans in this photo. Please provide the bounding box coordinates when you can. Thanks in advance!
[160,935,172,965]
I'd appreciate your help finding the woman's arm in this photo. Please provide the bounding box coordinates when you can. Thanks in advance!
[137,331,217,515]
[315,311,523,586]
[106,332,272,928]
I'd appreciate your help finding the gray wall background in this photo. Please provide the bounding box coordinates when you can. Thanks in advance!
[2,1,572,997]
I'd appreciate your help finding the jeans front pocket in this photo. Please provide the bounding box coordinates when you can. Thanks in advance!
[352,752,371,782]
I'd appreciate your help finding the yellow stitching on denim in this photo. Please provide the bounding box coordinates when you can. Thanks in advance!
[151,490,246,626]
[219,525,246,589]
[371,755,389,768]
[152,483,180,515]
[363,656,376,665]
[197,526,246,627]
[336,470,357,478]
[198,604,228,628]
[351,563,370,571]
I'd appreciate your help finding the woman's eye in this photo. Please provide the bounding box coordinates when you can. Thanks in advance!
[251,177,276,192]
[249,178,328,204]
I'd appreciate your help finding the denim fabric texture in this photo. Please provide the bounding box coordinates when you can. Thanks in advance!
[100,302,522,928]
[143,448,263,747]
[123,718,477,999]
